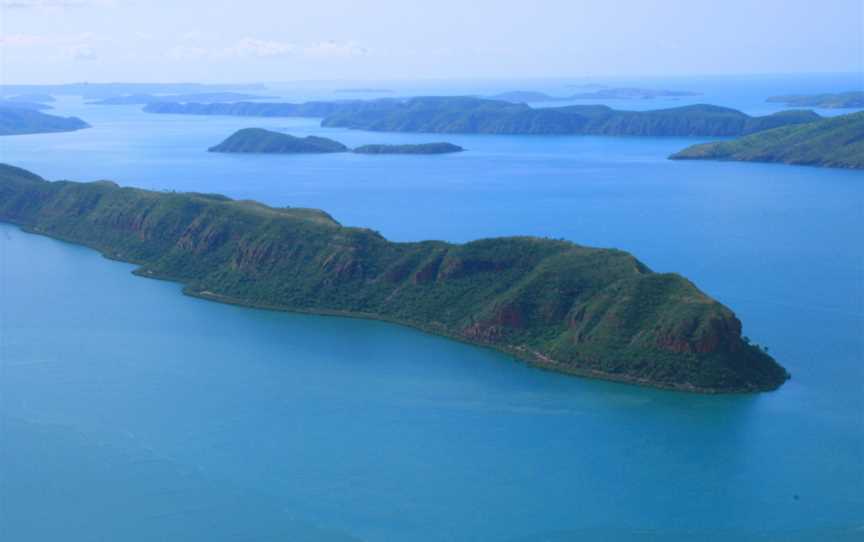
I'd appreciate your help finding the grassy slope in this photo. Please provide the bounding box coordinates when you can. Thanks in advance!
[0,164,789,393]
[671,111,864,169]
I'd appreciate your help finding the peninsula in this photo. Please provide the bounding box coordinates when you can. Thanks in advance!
[147,97,819,137]
[670,111,863,169]
[208,128,348,153]
[490,88,701,103]
[0,163,789,393]
[0,107,90,136]
[766,91,864,109]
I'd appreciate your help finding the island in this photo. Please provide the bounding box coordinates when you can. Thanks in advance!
[353,143,463,154]
[89,92,277,105]
[208,128,348,153]
[670,111,863,169]
[0,163,790,393]
[147,97,820,137]
[489,88,702,103]
[321,98,820,136]
[0,107,90,136]
[766,91,864,109]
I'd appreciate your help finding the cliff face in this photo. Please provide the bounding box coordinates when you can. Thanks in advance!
[0,164,790,392]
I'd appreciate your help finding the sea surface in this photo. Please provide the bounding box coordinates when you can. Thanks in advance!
[0,74,862,541]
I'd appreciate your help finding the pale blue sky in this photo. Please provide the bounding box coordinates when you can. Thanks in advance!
[0,0,861,84]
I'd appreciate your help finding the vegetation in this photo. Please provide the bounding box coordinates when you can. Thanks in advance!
[208,128,348,153]
[353,142,463,154]
[321,98,820,136]
[767,91,864,109]
[0,163,789,393]
[489,88,701,103]
[670,111,864,169]
[0,107,90,136]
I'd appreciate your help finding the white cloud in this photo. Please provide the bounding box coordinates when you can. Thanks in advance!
[224,37,296,58]
[303,40,369,58]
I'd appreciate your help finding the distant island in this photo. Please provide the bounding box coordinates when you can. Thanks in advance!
[766,91,864,109]
[147,97,820,137]
[0,107,90,136]
[353,142,463,154]
[3,93,56,104]
[208,128,348,153]
[210,128,463,155]
[321,98,820,136]
[0,99,53,111]
[89,92,277,105]
[0,163,789,393]
[489,88,701,103]
[670,111,863,169]
[335,88,394,94]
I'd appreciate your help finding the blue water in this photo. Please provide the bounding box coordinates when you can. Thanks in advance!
[0,74,862,541]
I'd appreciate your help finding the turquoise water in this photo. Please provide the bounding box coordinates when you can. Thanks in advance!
[1,75,862,541]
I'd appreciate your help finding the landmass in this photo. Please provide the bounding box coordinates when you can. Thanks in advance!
[89,92,277,105]
[321,98,820,136]
[0,163,789,393]
[335,88,394,94]
[0,107,90,136]
[208,128,348,153]
[3,93,56,103]
[490,88,701,103]
[766,91,864,109]
[0,99,53,111]
[352,142,463,154]
[147,97,820,137]
[670,111,863,169]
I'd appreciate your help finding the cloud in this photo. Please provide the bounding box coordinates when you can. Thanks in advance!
[224,37,296,58]
[302,40,369,58]
[0,33,47,46]
[61,43,97,60]
[1,0,115,6]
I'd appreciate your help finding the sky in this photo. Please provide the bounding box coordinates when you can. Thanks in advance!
[0,0,861,84]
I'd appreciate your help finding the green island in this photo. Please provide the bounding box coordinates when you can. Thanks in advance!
[352,142,463,154]
[766,91,864,109]
[490,88,701,103]
[321,98,820,136]
[0,107,90,136]
[0,163,789,393]
[670,111,864,169]
[208,128,348,153]
[146,97,819,137]
[210,128,463,155]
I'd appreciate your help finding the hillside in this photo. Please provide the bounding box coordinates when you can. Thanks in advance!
[0,163,789,393]
[0,107,90,136]
[208,128,348,153]
[670,111,864,169]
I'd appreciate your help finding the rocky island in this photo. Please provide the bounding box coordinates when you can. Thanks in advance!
[353,142,463,154]
[208,128,348,153]
[766,91,864,109]
[0,163,789,393]
[0,107,90,136]
[670,111,863,169]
